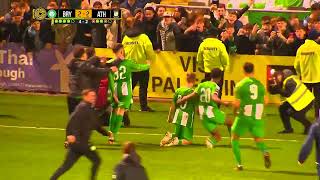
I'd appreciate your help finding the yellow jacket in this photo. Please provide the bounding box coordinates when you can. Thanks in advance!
[295,40,320,83]
[197,38,229,73]
[122,34,156,64]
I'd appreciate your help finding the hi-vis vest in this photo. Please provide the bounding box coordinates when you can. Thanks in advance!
[283,75,315,111]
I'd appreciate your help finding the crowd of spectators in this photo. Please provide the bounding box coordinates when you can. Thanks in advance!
[0,0,320,56]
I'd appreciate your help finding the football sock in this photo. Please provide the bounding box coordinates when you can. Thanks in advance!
[256,141,268,154]
[109,111,117,133]
[231,139,242,165]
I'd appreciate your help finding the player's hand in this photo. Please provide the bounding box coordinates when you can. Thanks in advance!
[113,95,120,104]
[110,66,118,73]
[177,98,184,105]
[67,135,76,144]
[248,0,255,6]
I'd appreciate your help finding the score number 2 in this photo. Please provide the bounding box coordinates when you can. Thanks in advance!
[76,10,91,18]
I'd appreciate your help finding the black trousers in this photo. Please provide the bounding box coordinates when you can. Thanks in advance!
[203,72,225,100]
[67,96,81,115]
[279,101,312,131]
[305,83,320,118]
[50,144,101,180]
[132,70,150,110]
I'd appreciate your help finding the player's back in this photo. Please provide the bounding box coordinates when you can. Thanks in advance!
[174,87,197,113]
[236,77,265,120]
[195,81,219,108]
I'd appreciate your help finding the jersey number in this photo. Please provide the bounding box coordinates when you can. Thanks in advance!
[114,66,126,81]
[250,84,258,100]
[177,95,187,110]
[200,88,211,103]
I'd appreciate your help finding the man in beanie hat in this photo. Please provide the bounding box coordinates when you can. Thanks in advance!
[277,69,314,134]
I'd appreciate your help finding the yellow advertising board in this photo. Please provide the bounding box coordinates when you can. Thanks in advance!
[95,49,295,103]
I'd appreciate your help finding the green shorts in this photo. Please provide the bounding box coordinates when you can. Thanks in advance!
[231,116,264,138]
[112,96,132,110]
[174,124,193,141]
[202,109,225,132]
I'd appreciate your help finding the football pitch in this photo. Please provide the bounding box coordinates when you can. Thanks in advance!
[0,93,318,180]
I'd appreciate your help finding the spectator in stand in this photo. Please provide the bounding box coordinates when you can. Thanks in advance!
[106,1,121,48]
[3,1,20,24]
[308,19,320,43]
[303,3,320,27]
[216,0,254,34]
[53,0,76,53]
[120,0,144,15]
[174,7,189,31]
[209,3,226,28]
[92,1,107,48]
[235,24,256,55]
[268,17,291,56]
[73,1,93,47]
[183,16,207,52]
[20,1,33,26]
[250,16,272,55]
[288,26,307,56]
[6,11,27,43]
[156,6,166,19]
[288,14,301,32]
[142,6,160,50]
[156,12,181,51]
[220,24,237,54]
[40,0,58,49]
[23,20,42,52]
[134,8,144,23]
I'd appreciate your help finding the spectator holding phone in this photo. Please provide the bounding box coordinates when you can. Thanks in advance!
[289,26,307,56]
[268,17,291,56]
[250,16,272,55]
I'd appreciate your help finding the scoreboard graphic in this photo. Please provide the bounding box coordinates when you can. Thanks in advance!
[33,8,121,24]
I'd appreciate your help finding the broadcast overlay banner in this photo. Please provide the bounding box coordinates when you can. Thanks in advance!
[0,44,294,103]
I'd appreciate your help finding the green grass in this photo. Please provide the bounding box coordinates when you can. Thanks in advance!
[0,93,318,180]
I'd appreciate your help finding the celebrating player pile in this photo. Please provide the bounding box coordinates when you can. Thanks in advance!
[231,62,271,170]
[160,73,198,147]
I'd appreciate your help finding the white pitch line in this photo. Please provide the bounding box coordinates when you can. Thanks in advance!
[0,124,299,143]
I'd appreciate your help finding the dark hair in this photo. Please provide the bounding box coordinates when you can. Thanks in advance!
[229,11,238,16]
[86,47,95,58]
[211,68,223,79]
[112,43,124,53]
[73,46,86,58]
[276,16,287,23]
[186,73,196,83]
[144,6,156,13]
[81,89,95,96]
[177,6,188,18]
[93,1,102,7]
[123,141,136,154]
[261,16,271,23]
[243,62,254,73]
[311,3,320,11]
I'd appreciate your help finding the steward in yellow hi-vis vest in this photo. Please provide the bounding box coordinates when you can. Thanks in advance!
[278,69,314,134]
[294,37,320,118]
[197,28,229,99]
[122,25,156,111]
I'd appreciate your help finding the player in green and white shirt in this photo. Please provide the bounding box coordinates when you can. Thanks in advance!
[178,68,232,148]
[231,62,271,171]
[108,43,150,143]
[160,73,198,147]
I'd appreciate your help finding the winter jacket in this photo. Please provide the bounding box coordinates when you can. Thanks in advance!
[156,21,181,51]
